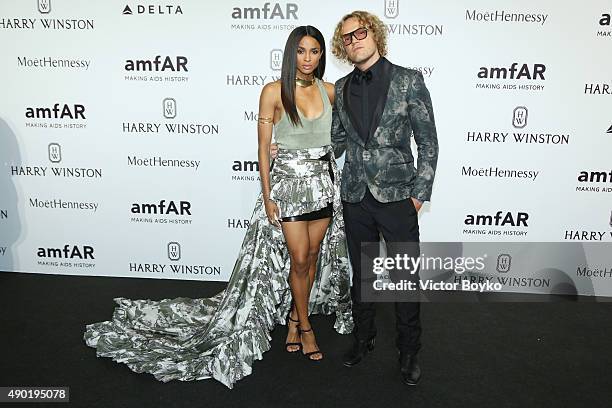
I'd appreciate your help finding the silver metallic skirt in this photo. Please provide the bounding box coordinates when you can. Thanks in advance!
[83,144,353,388]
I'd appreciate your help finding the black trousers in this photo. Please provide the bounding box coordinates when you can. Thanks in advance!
[343,188,421,354]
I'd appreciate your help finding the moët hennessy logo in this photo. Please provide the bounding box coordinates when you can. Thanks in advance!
[512,106,528,129]
[48,143,61,163]
[168,242,181,261]
[496,254,512,273]
[384,0,399,19]
[163,98,177,119]
[270,49,283,71]
[38,0,51,14]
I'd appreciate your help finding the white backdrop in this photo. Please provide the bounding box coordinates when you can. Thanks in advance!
[1,0,611,296]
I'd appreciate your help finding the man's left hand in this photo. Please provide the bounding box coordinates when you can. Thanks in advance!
[411,197,422,212]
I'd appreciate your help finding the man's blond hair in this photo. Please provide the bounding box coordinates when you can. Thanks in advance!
[331,11,388,64]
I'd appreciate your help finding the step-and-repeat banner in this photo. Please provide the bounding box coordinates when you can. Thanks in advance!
[1,0,611,297]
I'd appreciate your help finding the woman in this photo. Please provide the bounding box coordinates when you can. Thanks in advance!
[83,26,352,389]
[259,25,347,361]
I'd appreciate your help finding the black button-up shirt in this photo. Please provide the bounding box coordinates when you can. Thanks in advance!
[349,57,391,141]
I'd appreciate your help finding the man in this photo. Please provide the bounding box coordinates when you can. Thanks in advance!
[330,11,438,386]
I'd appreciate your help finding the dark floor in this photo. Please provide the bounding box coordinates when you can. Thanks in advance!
[0,271,611,408]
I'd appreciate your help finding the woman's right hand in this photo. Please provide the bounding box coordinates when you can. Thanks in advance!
[270,143,279,160]
[264,199,281,228]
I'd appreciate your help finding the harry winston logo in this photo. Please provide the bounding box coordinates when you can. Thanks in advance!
[496,254,512,273]
[384,0,399,19]
[38,0,51,14]
[168,241,181,261]
[48,143,61,163]
[512,106,528,129]
[123,5,133,15]
[270,49,283,71]
[163,98,176,119]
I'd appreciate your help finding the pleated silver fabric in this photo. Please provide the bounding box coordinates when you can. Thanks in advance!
[83,144,353,388]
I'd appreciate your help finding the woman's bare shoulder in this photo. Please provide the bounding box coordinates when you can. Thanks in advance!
[323,81,335,103]
[260,80,281,99]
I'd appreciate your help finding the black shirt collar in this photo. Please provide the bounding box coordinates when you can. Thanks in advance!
[353,56,388,81]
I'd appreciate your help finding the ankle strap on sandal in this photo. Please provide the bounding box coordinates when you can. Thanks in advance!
[299,327,313,333]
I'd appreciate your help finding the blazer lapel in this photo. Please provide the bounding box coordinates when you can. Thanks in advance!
[365,63,394,146]
[340,75,364,147]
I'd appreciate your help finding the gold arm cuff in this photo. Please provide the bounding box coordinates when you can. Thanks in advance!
[258,117,273,124]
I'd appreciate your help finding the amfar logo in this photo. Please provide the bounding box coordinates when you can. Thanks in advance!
[163,98,176,119]
[577,170,612,184]
[601,13,611,26]
[576,170,612,193]
[131,200,191,215]
[37,244,94,259]
[131,200,193,225]
[478,63,545,80]
[233,160,259,172]
[496,254,512,273]
[232,160,260,181]
[464,211,529,227]
[270,49,283,71]
[231,3,298,19]
[25,103,85,120]
[463,212,529,237]
[38,0,51,14]
[475,63,545,91]
[124,56,188,72]
[168,242,181,261]
[123,4,183,15]
[512,106,528,128]
[384,0,399,19]
[48,143,61,163]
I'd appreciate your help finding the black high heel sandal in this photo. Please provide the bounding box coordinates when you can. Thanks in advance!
[285,315,302,353]
[298,326,323,361]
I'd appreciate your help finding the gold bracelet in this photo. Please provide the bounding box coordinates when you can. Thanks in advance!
[258,116,273,124]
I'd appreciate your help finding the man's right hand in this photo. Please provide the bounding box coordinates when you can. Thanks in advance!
[270,143,278,159]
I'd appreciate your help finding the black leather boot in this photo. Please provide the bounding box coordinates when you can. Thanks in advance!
[343,337,376,367]
[399,352,421,386]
